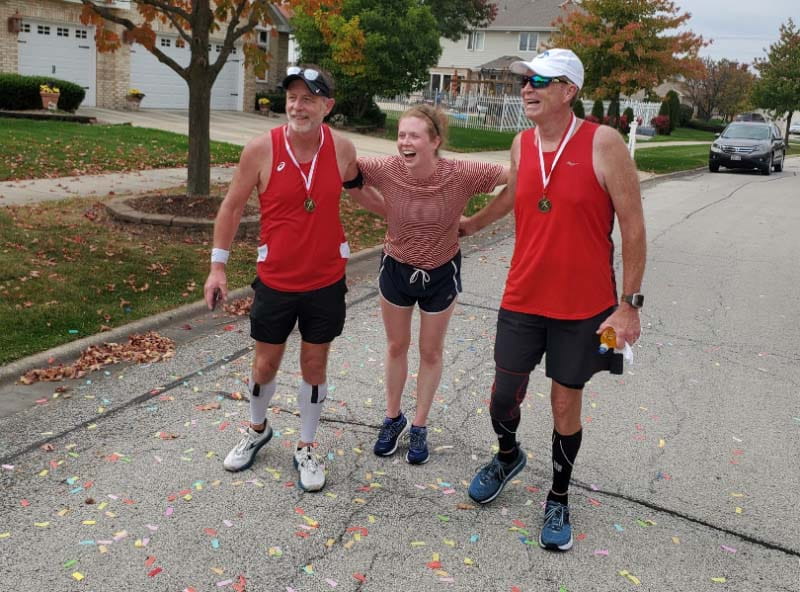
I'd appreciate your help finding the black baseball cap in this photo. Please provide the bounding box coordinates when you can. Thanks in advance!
[281,66,332,98]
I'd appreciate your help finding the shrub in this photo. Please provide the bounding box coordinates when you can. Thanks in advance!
[0,73,85,111]
[678,103,693,127]
[255,91,285,113]
[622,107,635,129]
[666,90,680,132]
[330,97,386,129]
[619,114,630,135]
[591,99,604,121]
[585,114,601,124]
[686,118,726,133]
[651,115,671,135]
[607,98,620,128]
[572,100,585,118]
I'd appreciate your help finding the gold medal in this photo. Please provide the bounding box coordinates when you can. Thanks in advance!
[304,197,316,213]
[538,196,551,213]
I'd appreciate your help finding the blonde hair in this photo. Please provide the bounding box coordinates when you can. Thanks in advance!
[400,105,448,155]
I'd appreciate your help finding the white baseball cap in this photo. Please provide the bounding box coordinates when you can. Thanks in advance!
[510,48,584,89]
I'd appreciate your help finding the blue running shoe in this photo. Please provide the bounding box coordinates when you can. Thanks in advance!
[467,448,526,504]
[373,413,408,456]
[406,425,429,465]
[539,500,573,551]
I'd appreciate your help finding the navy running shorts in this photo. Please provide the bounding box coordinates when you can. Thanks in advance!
[378,251,461,313]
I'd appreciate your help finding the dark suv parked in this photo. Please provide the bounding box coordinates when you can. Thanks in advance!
[709,122,785,175]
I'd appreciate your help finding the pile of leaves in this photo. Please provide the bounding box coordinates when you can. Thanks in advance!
[20,331,175,384]
[223,296,252,316]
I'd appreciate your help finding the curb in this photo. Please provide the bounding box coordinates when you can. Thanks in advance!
[0,242,385,387]
[105,196,260,232]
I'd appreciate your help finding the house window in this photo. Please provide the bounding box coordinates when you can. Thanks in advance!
[21,23,31,33]
[230,47,236,55]
[258,30,268,46]
[176,39,185,48]
[37,25,51,35]
[466,31,484,51]
[57,27,69,37]
[216,44,222,52]
[519,32,538,52]
[160,38,171,47]
[429,74,442,93]
[75,29,87,39]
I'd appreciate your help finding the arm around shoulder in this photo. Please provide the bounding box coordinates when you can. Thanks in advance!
[459,135,520,237]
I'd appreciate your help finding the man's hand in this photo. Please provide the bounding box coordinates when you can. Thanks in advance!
[459,215,477,237]
[597,305,641,348]
[204,268,228,310]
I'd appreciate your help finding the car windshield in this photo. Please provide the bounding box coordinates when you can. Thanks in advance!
[721,125,770,140]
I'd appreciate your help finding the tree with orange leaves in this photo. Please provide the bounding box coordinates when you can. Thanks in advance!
[80,0,273,198]
[550,0,705,105]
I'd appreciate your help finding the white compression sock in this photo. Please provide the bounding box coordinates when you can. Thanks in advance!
[298,380,327,443]
[249,375,277,426]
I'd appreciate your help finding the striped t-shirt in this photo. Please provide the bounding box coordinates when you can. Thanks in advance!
[359,156,504,269]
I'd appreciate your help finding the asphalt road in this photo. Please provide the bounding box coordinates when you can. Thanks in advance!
[1,163,799,591]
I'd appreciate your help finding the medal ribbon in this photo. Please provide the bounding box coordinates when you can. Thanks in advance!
[536,113,577,198]
[283,125,325,204]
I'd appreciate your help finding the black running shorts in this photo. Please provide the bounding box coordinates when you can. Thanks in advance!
[249,276,347,345]
[494,306,622,389]
[378,251,461,314]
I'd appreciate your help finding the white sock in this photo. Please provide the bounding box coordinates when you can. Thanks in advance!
[298,380,327,443]
[249,375,276,426]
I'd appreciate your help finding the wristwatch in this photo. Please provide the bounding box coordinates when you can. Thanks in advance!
[621,293,644,309]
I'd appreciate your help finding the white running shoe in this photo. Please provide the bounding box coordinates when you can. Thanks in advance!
[222,425,273,471]
[293,445,326,491]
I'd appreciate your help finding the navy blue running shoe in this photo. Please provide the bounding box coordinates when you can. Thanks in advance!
[467,448,526,504]
[539,500,573,551]
[406,425,430,465]
[373,413,408,456]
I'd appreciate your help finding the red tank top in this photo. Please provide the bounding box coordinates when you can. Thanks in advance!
[257,124,347,292]
[501,121,617,319]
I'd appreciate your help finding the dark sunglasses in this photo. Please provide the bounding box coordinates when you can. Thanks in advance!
[521,74,568,89]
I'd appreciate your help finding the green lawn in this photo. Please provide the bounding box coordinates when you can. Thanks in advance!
[634,145,710,173]
[383,116,515,152]
[634,127,717,143]
[0,118,242,181]
[0,193,385,365]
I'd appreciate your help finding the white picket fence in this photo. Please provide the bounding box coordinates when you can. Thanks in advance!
[376,92,662,133]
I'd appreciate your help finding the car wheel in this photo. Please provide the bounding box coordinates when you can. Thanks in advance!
[762,153,773,175]
[774,155,783,172]
[709,162,719,172]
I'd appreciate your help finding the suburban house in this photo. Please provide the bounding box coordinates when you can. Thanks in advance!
[429,0,575,97]
[0,0,292,111]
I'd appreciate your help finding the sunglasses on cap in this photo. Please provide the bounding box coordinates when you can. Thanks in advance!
[283,66,331,97]
[520,74,569,89]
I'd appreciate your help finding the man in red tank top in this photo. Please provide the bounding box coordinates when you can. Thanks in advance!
[203,65,384,492]
[460,49,647,551]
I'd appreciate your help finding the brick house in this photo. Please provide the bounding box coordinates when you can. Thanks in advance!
[0,0,291,111]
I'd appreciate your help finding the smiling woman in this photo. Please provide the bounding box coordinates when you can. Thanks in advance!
[355,104,509,465]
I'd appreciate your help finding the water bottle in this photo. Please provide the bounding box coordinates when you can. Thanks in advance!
[598,327,617,353]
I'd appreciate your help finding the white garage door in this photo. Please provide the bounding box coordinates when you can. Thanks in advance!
[130,36,242,110]
[18,20,96,107]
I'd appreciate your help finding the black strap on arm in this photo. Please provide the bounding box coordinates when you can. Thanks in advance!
[342,168,364,189]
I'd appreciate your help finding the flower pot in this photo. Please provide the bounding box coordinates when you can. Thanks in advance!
[259,104,270,115]
[40,92,60,110]
[126,96,143,111]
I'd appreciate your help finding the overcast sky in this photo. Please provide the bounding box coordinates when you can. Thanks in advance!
[675,0,797,65]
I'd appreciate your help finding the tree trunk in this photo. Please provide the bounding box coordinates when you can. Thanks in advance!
[187,0,213,199]
[187,76,212,198]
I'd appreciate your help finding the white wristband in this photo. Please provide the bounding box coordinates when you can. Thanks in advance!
[211,248,230,264]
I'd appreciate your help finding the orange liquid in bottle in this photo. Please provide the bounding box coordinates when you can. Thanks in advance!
[599,327,617,353]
